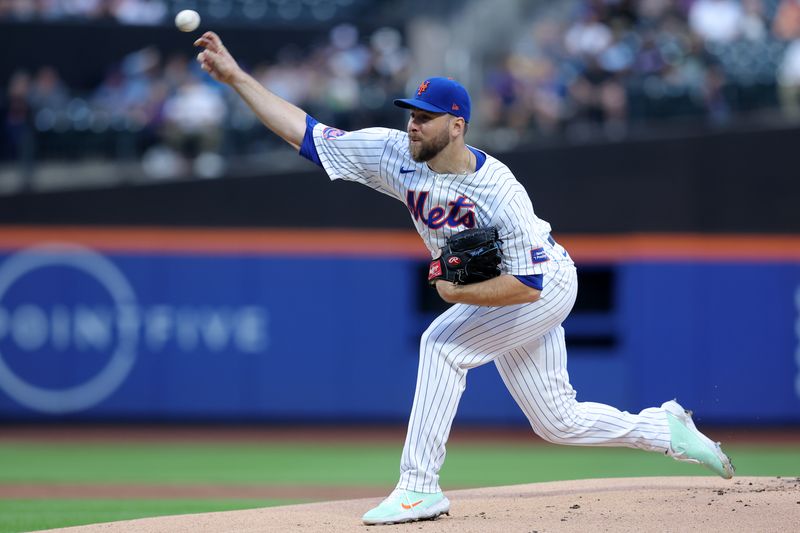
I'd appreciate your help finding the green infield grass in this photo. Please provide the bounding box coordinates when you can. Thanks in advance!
[0,441,797,532]
[0,499,296,533]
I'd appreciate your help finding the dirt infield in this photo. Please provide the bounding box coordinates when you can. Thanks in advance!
[37,476,800,533]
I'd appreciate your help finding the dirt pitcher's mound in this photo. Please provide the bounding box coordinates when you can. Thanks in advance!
[43,476,799,533]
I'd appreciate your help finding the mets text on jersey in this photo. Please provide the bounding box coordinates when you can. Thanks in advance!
[406,191,475,230]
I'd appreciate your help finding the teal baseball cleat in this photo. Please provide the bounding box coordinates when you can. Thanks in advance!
[663,400,735,479]
[362,488,450,525]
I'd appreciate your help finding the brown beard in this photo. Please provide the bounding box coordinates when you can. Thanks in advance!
[409,127,451,162]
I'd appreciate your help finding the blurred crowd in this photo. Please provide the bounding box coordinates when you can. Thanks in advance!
[0,0,169,24]
[4,0,800,178]
[0,0,370,24]
[481,0,800,143]
[2,23,410,178]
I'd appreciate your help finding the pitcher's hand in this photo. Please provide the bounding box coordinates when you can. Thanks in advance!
[194,31,242,85]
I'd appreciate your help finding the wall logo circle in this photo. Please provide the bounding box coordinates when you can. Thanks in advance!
[0,243,138,414]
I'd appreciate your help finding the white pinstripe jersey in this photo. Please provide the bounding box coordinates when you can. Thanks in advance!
[312,124,574,276]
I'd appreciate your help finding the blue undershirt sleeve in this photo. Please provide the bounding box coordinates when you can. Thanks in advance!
[298,114,322,167]
[514,274,544,290]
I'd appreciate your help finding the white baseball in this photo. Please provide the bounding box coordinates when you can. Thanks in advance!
[175,9,201,32]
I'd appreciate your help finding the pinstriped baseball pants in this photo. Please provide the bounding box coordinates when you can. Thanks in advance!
[397,265,673,493]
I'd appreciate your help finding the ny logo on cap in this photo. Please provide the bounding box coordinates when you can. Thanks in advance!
[417,80,430,95]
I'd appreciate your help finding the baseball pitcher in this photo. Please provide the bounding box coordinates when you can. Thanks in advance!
[195,31,734,526]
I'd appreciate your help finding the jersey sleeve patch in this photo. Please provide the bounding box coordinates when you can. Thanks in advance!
[531,247,550,264]
[322,127,347,140]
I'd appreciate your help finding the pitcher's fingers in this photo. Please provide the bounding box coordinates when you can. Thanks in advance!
[194,31,218,50]
[196,50,214,69]
[203,31,224,53]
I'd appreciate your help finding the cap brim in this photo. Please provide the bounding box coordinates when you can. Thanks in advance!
[393,98,448,115]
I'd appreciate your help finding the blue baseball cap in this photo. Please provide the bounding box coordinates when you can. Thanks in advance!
[394,77,471,123]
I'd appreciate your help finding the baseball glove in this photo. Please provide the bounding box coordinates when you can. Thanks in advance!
[428,227,503,285]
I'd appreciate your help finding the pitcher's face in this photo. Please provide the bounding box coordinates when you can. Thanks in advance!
[407,110,452,163]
